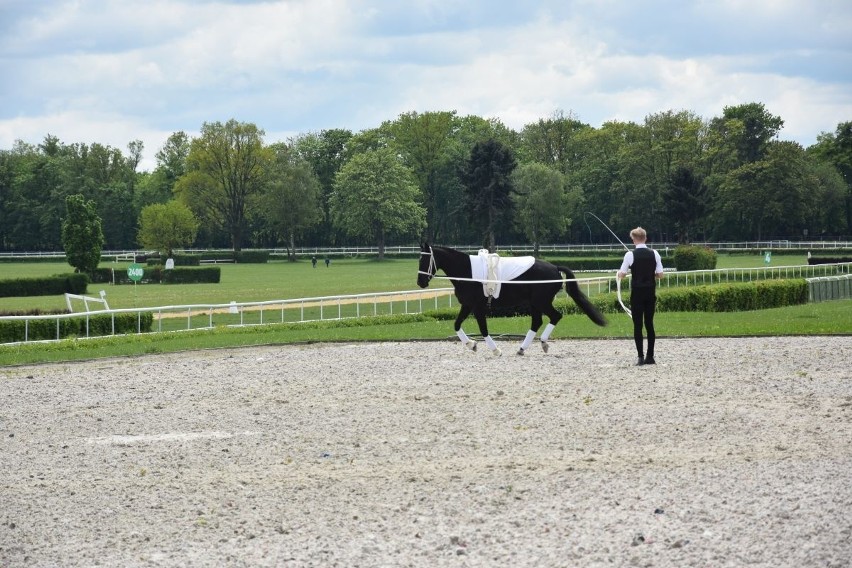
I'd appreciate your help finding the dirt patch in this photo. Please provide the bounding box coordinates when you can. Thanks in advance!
[1,336,850,566]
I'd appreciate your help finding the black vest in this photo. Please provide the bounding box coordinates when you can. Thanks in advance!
[630,247,657,289]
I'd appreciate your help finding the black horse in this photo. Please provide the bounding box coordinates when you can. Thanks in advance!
[417,243,607,355]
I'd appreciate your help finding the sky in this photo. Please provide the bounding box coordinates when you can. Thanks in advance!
[1,0,851,172]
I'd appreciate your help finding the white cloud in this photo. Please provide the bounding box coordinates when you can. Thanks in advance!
[1,0,850,170]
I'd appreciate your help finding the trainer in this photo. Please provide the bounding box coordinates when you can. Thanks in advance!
[617,227,664,365]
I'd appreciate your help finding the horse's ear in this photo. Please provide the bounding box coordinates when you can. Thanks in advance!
[421,242,429,250]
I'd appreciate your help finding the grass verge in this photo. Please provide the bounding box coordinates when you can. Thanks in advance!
[1,300,849,367]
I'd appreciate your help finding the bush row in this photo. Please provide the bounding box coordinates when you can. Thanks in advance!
[611,263,843,292]
[0,255,65,263]
[146,254,202,266]
[563,279,808,315]
[423,279,808,321]
[90,266,221,284]
[0,312,154,343]
[0,273,89,298]
[808,257,852,265]
[672,245,718,270]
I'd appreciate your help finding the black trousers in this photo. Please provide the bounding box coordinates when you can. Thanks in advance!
[630,288,656,358]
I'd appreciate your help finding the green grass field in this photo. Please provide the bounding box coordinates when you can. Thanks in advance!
[1,252,848,367]
[0,252,811,312]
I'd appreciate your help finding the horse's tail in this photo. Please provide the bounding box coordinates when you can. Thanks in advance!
[558,266,608,327]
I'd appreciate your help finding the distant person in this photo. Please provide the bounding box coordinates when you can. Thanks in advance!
[311,255,317,268]
[325,256,330,268]
[617,227,664,365]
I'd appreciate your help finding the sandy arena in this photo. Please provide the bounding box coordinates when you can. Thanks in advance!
[1,336,851,567]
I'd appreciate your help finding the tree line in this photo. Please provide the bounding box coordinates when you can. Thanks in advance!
[1,102,850,259]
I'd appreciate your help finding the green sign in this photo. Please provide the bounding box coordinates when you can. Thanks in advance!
[127,263,144,282]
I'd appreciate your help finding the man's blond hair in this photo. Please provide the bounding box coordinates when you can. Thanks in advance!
[630,227,647,241]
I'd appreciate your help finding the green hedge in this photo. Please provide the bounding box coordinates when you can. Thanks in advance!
[90,266,221,284]
[193,250,269,263]
[423,279,809,320]
[0,311,154,343]
[0,256,65,263]
[808,257,852,265]
[173,254,201,266]
[558,279,808,315]
[0,273,89,298]
[673,245,717,271]
[610,263,841,293]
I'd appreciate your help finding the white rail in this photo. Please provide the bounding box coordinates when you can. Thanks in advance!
[2,263,850,345]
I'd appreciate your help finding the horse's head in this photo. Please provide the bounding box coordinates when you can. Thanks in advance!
[417,242,435,288]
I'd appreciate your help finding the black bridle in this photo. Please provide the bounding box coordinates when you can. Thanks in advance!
[418,246,436,283]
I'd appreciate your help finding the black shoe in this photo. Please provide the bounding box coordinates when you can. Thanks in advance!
[635,357,645,366]
[644,356,656,365]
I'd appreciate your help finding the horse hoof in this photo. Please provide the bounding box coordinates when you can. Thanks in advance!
[470,341,477,352]
[517,348,525,356]
[493,348,503,357]
[541,341,549,353]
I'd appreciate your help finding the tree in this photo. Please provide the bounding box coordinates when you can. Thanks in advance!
[662,165,708,243]
[259,143,323,261]
[460,138,518,252]
[715,141,809,239]
[708,102,784,167]
[126,140,144,172]
[386,110,458,242]
[292,129,352,245]
[175,120,269,252]
[61,194,104,274]
[137,200,199,258]
[519,109,590,174]
[330,148,426,260]
[511,163,571,256]
[809,121,852,234]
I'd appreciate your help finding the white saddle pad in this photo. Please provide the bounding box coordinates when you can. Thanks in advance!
[469,250,535,298]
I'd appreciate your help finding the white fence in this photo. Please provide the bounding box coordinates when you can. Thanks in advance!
[2,264,851,345]
[2,241,852,260]
[808,274,852,302]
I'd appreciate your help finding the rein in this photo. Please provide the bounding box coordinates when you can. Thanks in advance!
[417,272,586,284]
[419,244,608,286]
[419,247,436,283]
[585,212,633,319]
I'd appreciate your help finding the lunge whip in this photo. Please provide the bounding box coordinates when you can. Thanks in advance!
[584,212,632,318]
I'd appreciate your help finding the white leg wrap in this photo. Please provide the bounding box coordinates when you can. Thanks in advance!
[520,330,536,351]
[484,335,498,351]
[456,329,470,344]
[540,323,556,342]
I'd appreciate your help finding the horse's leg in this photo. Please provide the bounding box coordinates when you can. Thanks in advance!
[517,309,543,356]
[454,304,477,351]
[473,305,501,356]
[539,303,564,353]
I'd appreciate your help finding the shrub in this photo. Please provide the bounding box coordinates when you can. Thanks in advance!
[172,254,201,266]
[235,250,269,263]
[673,245,717,271]
[808,257,852,265]
[0,273,89,298]
[0,311,153,343]
[160,267,221,284]
[556,279,808,315]
[90,266,220,284]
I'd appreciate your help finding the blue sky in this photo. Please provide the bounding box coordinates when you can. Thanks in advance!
[1,0,850,171]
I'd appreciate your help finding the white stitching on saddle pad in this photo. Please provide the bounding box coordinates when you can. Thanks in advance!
[470,250,535,299]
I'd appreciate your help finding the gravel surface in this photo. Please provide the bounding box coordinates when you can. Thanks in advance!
[1,336,851,567]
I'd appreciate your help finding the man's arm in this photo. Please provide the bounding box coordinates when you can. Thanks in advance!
[617,251,633,279]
